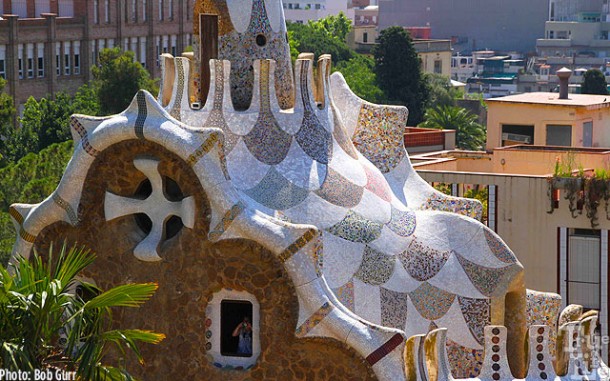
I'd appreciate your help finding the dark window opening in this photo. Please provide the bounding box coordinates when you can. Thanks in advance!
[256,34,267,47]
[501,124,534,146]
[134,179,153,234]
[164,215,183,239]
[221,300,253,357]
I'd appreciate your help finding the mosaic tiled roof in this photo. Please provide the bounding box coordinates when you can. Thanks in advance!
[8,0,602,379]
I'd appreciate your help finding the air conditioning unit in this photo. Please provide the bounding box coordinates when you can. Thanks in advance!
[502,133,531,144]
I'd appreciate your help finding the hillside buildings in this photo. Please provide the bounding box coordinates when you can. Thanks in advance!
[378,0,548,53]
[0,0,194,114]
[283,0,353,24]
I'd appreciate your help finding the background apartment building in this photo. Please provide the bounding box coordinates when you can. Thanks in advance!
[378,0,548,53]
[283,0,353,24]
[0,0,194,114]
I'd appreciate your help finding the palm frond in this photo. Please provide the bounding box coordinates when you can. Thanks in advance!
[84,283,158,310]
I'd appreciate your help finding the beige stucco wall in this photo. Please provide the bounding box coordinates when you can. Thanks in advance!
[419,50,451,77]
[486,101,610,151]
[491,148,610,175]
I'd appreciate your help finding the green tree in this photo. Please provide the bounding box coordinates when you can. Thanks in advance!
[0,141,73,263]
[0,245,164,379]
[92,47,157,115]
[0,77,17,166]
[334,55,385,103]
[581,69,609,95]
[309,12,352,41]
[425,73,463,108]
[420,105,486,150]
[12,85,99,164]
[373,26,429,125]
[287,21,354,64]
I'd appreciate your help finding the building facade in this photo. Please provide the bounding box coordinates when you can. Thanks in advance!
[486,92,610,151]
[0,0,194,114]
[282,0,353,24]
[378,0,548,54]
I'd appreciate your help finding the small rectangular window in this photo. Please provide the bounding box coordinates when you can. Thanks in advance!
[105,0,110,23]
[159,0,164,20]
[220,300,253,357]
[94,0,99,23]
[56,43,61,76]
[142,0,147,21]
[27,58,34,78]
[64,42,71,75]
[37,43,44,77]
[0,45,5,79]
[169,0,173,19]
[18,45,24,79]
[74,42,80,74]
[132,0,137,21]
[58,0,74,17]
[38,57,44,77]
[140,37,147,67]
[26,43,34,78]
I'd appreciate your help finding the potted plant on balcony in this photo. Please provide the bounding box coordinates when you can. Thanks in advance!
[548,154,584,216]
[584,169,608,228]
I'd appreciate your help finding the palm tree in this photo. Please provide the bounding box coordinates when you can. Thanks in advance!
[0,244,164,380]
[420,105,486,151]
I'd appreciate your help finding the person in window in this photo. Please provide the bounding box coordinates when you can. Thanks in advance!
[232,316,252,355]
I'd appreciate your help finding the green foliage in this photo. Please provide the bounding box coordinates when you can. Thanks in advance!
[308,12,352,41]
[582,69,609,95]
[373,26,429,125]
[425,73,463,108]
[2,84,99,166]
[0,141,73,211]
[334,55,385,103]
[0,244,164,379]
[287,20,354,64]
[420,105,486,150]
[0,78,15,128]
[433,183,452,195]
[464,187,489,221]
[92,47,157,115]
[0,141,74,262]
[0,78,17,166]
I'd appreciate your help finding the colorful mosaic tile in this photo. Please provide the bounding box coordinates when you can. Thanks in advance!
[483,229,517,264]
[314,168,363,208]
[277,228,316,263]
[352,103,406,174]
[295,301,334,338]
[455,252,520,297]
[457,296,490,346]
[409,282,455,321]
[169,58,185,121]
[295,60,332,164]
[421,193,483,221]
[243,167,309,210]
[325,210,383,244]
[52,193,79,225]
[387,207,416,238]
[70,116,100,157]
[380,287,409,329]
[242,62,292,165]
[398,239,451,282]
[446,337,484,378]
[330,103,359,159]
[363,163,392,202]
[333,280,354,311]
[354,246,396,286]
[208,202,245,241]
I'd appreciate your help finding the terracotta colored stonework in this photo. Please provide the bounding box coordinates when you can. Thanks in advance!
[35,140,377,380]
